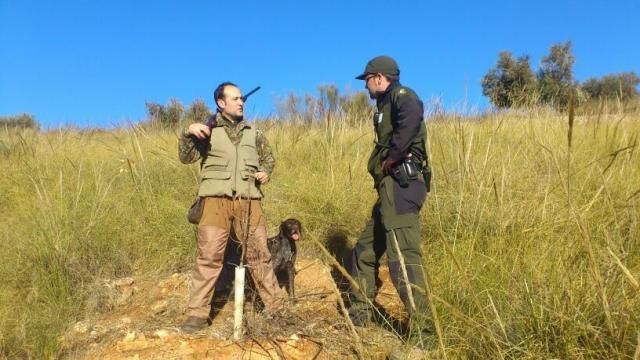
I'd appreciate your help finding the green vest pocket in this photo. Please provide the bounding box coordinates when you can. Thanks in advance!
[203,157,230,169]
[202,170,232,180]
[241,158,259,179]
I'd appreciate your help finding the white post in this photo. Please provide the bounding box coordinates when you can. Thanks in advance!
[233,173,253,340]
[233,265,246,340]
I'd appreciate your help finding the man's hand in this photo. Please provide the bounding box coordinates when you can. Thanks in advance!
[188,123,211,139]
[255,171,269,184]
[382,159,399,175]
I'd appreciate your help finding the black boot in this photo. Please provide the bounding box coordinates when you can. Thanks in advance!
[348,307,372,327]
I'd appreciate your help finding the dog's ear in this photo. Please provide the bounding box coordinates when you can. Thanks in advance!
[280,220,288,234]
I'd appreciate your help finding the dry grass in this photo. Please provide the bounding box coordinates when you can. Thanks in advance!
[1,107,639,358]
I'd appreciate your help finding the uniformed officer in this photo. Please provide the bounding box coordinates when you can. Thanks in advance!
[349,56,433,345]
[178,82,287,333]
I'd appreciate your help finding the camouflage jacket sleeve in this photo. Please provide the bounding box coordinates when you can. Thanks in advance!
[178,129,208,164]
[256,129,275,176]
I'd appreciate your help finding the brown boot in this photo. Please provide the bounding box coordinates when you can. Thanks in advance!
[180,316,209,334]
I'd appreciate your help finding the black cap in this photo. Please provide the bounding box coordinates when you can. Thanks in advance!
[355,55,400,80]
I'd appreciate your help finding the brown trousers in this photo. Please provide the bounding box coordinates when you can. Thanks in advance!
[188,197,287,319]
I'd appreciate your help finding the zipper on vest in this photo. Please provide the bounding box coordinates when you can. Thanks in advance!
[232,141,239,195]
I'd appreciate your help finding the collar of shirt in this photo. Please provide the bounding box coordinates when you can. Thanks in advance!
[376,81,402,109]
[215,112,251,130]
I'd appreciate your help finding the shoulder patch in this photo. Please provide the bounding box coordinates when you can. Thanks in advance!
[398,88,407,95]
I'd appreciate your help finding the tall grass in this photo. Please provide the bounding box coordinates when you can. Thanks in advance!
[1,107,639,358]
[0,127,196,357]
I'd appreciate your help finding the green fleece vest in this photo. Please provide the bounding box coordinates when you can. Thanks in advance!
[198,127,262,199]
[367,86,427,188]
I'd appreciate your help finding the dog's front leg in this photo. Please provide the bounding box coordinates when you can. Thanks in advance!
[286,263,296,304]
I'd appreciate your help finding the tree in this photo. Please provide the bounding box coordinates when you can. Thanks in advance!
[482,51,537,108]
[582,72,640,101]
[538,41,575,108]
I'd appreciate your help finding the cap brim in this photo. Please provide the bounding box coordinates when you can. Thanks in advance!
[355,73,368,80]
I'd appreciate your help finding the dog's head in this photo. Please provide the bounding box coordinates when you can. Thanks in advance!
[280,218,302,242]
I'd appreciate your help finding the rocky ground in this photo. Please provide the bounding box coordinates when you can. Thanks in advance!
[59,258,435,359]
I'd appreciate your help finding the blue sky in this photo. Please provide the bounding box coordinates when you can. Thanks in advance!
[1,0,639,128]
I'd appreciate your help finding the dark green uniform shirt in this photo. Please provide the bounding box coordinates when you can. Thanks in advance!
[368,81,427,187]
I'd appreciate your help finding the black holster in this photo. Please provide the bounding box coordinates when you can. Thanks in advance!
[390,160,421,188]
[423,166,432,193]
[390,160,431,192]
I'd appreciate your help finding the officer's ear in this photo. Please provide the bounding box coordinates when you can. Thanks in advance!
[378,74,392,87]
[373,73,382,86]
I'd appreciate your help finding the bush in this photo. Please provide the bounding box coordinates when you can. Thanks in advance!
[144,99,212,129]
[582,72,640,101]
[276,85,373,126]
[0,113,39,130]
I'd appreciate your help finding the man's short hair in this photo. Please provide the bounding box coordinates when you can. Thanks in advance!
[214,81,238,103]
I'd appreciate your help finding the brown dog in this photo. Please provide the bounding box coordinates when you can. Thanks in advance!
[267,218,302,304]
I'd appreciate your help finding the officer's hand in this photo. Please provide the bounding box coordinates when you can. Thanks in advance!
[188,123,211,139]
[382,159,399,175]
[255,171,269,184]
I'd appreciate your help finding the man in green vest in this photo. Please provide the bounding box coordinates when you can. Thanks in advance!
[349,56,434,348]
[178,82,287,333]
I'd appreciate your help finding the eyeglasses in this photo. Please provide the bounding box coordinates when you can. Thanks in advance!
[365,74,377,82]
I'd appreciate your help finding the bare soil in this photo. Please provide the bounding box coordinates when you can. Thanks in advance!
[59,258,418,359]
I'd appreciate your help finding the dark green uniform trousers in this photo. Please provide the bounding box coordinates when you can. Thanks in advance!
[350,176,432,329]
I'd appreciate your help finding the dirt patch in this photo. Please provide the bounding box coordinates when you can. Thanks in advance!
[60,259,416,359]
